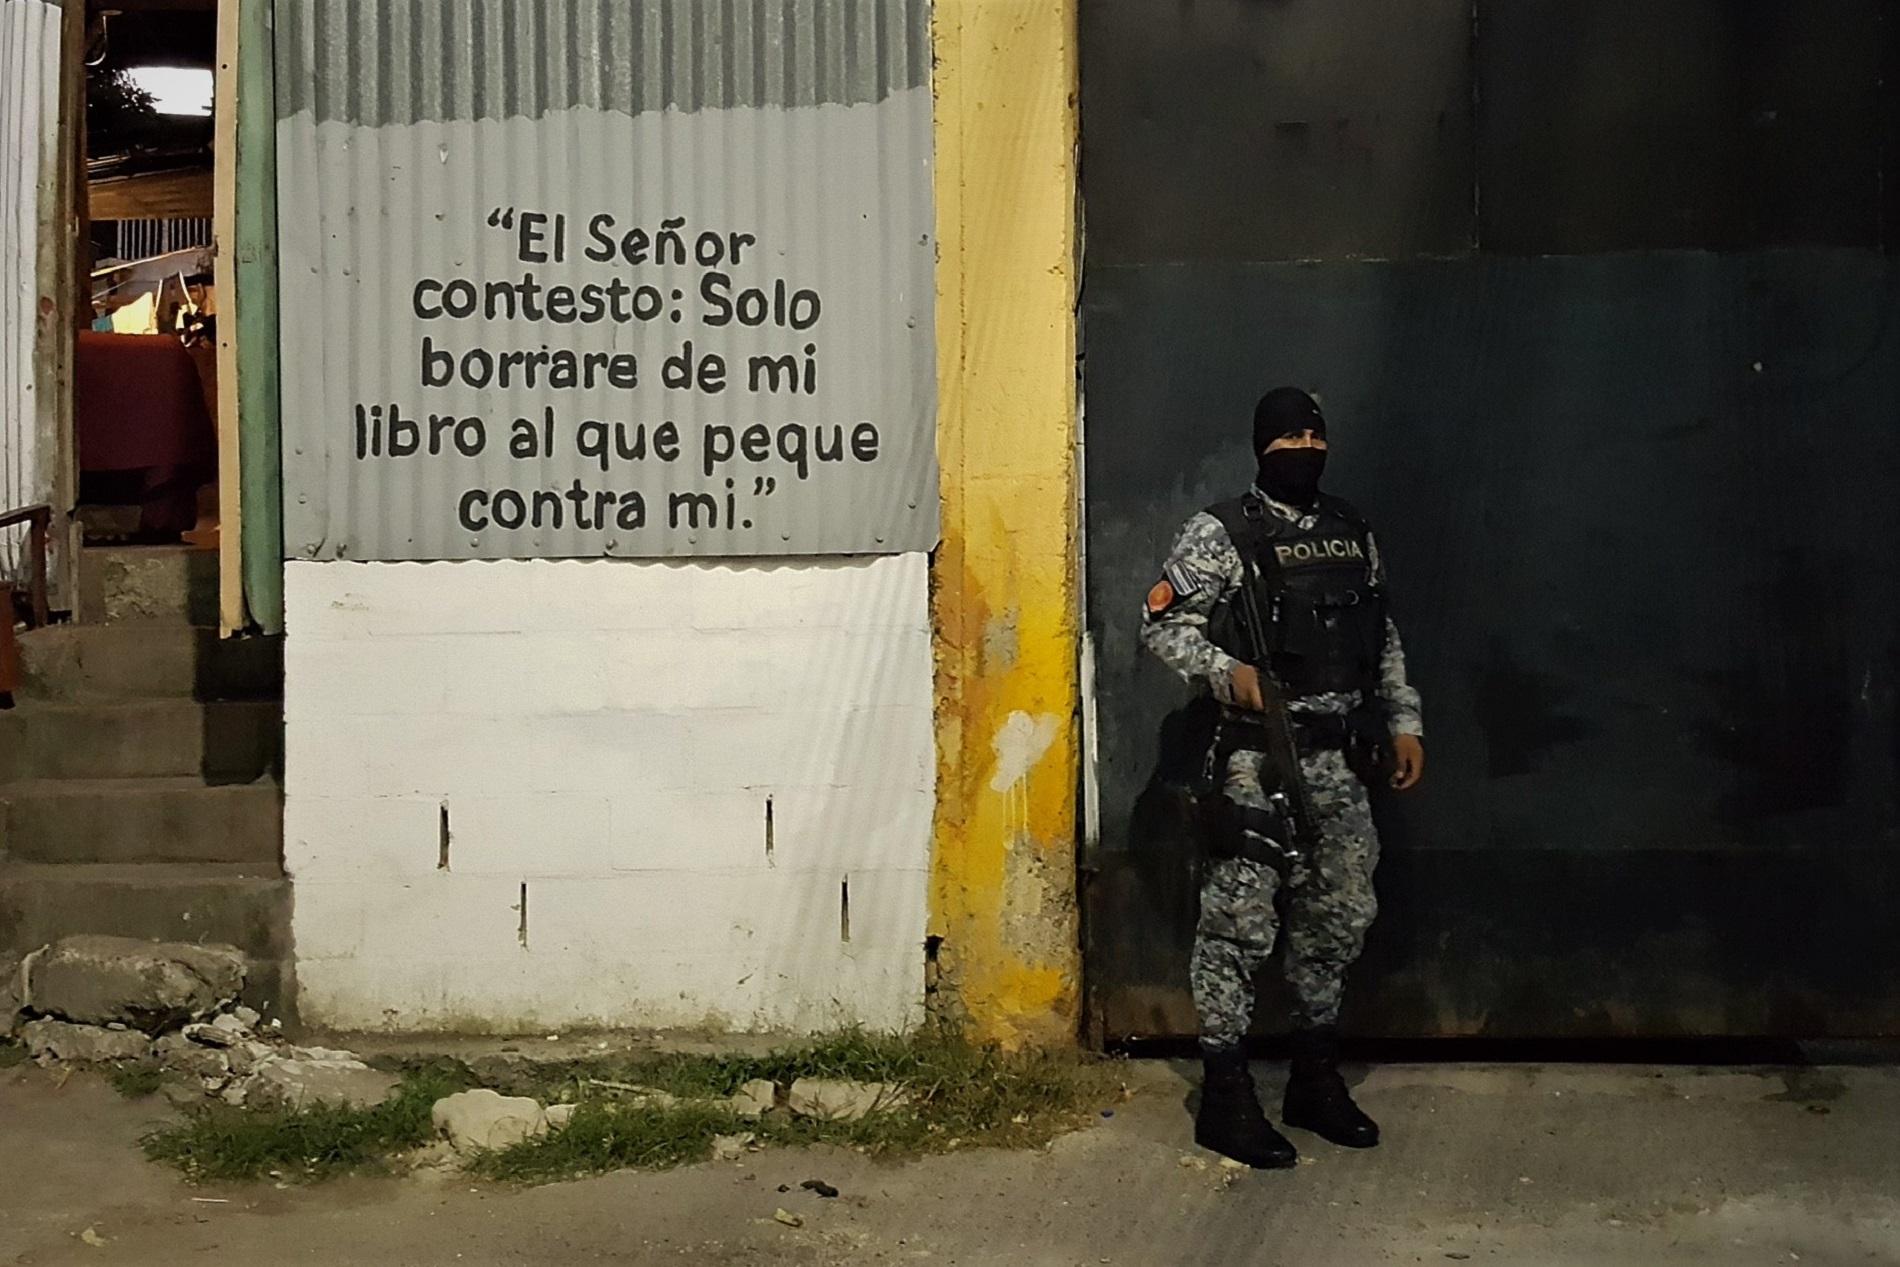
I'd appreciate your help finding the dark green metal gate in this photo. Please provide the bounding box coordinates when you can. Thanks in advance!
[1079,0,1900,1042]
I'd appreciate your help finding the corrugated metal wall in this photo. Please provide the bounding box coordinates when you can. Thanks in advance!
[0,0,61,581]
[275,0,930,124]
[273,0,937,561]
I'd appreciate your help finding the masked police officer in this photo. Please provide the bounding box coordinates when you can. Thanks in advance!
[1140,386,1425,1169]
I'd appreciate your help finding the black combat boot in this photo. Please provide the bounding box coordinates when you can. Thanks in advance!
[1281,1025,1379,1148]
[1196,1047,1298,1169]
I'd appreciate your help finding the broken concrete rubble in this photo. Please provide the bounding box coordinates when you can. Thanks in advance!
[19,1017,151,1064]
[464,1051,540,1097]
[8,933,302,1106]
[0,952,23,1040]
[12,988,399,1109]
[786,1078,905,1121]
[152,1033,232,1083]
[711,1132,756,1162]
[730,1079,779,1118]
[24,936,245,1034]
[543,1103,578,1130]
[179,1013,253,1047]
[226,1040,272,1077]
[239,1054,399,1111]
[432,1088,550,1153]
[404,1140,461,1172]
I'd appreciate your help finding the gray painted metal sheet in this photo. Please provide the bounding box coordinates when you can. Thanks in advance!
[0,0,61,583]
[275,0,936,561]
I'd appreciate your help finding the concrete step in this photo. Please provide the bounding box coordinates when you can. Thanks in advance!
[14,623,282,702]
[76,545,219,626]
[76,503,143,542]
[0,864,289,956]
[0,862,290,1013]
[0,777,282,865]
[0,699,282,783]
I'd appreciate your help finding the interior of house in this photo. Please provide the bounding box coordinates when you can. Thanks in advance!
[76,1,219,550]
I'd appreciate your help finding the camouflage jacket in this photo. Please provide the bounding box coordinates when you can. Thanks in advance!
[1139,488,1424,737]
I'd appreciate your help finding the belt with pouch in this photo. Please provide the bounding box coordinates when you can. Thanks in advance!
[1293,708,1394,785]
[1289,713,1349,752]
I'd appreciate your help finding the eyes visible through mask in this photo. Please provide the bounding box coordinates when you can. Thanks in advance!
[1264,427,1327,453]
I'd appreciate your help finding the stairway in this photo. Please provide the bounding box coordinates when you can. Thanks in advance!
[0,546,289,1009]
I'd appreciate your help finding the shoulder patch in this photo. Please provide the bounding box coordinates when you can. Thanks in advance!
[1145,579,1178,615]
[1162,561,1202,597]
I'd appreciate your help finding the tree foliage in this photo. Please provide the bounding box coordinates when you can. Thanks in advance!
[88,66,163,153]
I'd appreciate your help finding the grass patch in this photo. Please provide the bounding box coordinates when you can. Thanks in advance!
[467,1101,747,1183]
[139,1031,1121,1188]
[141,1065,476,1184]
[108,1062,166,1099]
[470,1029,1121,1184]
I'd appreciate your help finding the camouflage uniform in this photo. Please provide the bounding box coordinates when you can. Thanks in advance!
[1141,491,1423,1052]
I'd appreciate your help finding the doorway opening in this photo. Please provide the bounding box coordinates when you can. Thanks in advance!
[75,0,219,551]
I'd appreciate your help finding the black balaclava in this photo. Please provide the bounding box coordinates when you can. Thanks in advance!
[1252,386,1327,507]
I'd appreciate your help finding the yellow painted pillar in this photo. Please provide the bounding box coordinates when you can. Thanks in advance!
[929,0,1082,1048]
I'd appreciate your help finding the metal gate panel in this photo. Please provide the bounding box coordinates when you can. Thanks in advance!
[1080,0,1900,1041]
[1081,253,1900,1041]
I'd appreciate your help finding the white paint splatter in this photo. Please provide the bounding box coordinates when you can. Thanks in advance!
[990,711,1062,793]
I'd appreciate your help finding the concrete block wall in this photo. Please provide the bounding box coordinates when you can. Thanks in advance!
[283,555,934,1033]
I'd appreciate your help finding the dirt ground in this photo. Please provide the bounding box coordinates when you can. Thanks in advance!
[3,1057,1897,1266]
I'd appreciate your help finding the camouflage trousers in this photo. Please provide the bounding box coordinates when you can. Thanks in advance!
[1189,747,1380,1053]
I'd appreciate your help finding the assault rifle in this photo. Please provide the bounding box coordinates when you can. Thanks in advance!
[1216,558,1322,859]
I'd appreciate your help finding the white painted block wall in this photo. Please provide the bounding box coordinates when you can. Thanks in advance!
[283,555,935,1033]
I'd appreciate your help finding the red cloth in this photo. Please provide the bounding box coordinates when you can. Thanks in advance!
[74,332,216,475]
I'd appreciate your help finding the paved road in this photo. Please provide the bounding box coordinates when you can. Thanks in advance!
[3,1059,1896,1265]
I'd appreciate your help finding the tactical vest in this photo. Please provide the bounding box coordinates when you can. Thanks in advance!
[1206,492,1387,698]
